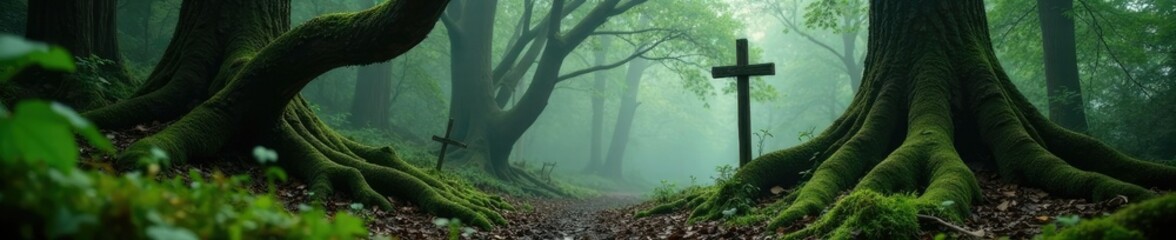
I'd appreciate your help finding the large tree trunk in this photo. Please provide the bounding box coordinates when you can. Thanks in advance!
[83,0,507,229]
[1037,0,1089,132]
[645,0,1175,238]
[598,58,648,179]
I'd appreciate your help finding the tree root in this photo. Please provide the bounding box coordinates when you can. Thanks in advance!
[642,1,1176,237]
[917,214,984,237]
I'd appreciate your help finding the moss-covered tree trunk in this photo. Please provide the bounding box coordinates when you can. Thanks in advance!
[82,0,508,228]
[11,0,130,110]
[647,0,1176,238]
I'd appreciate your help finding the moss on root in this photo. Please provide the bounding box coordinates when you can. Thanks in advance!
[1046,194,1176,240]
[93,0,509,229]
[784,191,920,240]
[642,0,1175,237]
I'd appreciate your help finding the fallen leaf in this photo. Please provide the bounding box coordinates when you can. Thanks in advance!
[770,186,786,195]
[997,201,1010,211]
[1035,216,1050,222]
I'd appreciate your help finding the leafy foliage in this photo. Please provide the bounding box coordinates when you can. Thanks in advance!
[0,34,76,81]
[0,36,371,239]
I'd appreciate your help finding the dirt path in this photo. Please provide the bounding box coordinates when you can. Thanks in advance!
[482,192,646,239]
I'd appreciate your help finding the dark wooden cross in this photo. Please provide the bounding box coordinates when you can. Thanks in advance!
[711,39,776,167]
[540,162,557,184]
[432,118,467,170]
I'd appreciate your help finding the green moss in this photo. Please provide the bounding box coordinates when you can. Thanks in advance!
[1047,194,1176,239]
[784,190,920,240]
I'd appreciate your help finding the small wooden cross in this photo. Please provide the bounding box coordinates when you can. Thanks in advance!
[540,162,556,184]
[432,118,467,171]
[712,39,776,167]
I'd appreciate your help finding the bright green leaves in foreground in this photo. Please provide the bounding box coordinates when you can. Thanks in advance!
[0,166,370,239]
[0,100,115,170]
[0,35,370,239]
[0,34,111,170]
[0,34,76,81]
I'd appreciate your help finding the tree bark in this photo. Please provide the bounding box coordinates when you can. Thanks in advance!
[0,0,27,35]
[83,0,508,229]
[350,61,393,129]
[1037,0,1089,132]
[644,0,1175,238]
[15,0,129,110]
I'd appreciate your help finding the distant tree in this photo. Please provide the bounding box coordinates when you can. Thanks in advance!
[761,0,866,92]
[442,0,667,194]
[8,0,131,110]
[1037,0,1088,132]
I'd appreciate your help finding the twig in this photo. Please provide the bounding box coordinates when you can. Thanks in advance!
[917,214,984,238]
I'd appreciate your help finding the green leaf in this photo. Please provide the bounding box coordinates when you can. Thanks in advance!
[51,102,114,154]
[265,167,288,183]
[332,213,367,237]
[146,225,198,240]
[0,34,76,82]
[252,146,278,164]
[50,207,97,238]
[8,101,78,169]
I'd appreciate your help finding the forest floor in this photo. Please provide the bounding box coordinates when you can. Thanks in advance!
[83,123,1149,239]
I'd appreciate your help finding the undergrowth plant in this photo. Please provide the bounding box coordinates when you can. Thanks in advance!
[0,35,371,239]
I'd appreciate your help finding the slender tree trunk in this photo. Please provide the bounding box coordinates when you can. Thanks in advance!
[840,30,863,93]
[586,37,611,172]
[600,58,649,179]
[1037,0,1088,132]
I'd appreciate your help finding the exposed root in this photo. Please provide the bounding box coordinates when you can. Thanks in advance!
[644,1,1175,237]
[917,214,984,237]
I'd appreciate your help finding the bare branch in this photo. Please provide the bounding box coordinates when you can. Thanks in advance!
[591,28,675,36]
[556,32,682,82]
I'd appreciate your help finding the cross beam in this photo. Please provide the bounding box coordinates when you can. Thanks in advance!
[711,39,776,167]
[432,118,467,170]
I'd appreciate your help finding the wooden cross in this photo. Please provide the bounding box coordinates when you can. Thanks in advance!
[711,39,775,167]
[540,162,556,184]
[432,118,467,170]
